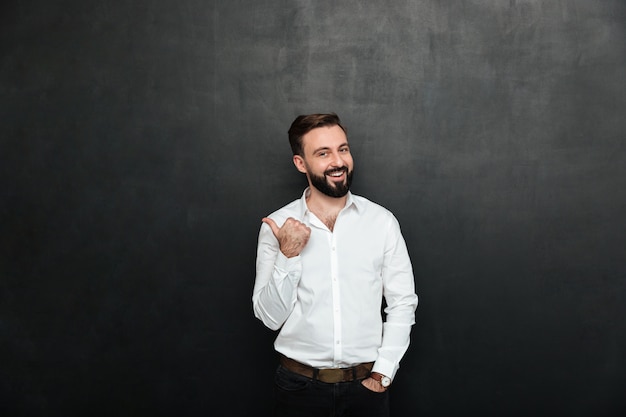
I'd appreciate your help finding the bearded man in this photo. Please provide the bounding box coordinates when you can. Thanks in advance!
[253,113,418,417]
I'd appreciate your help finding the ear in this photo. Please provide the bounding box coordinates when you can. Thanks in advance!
[293,155,307,174]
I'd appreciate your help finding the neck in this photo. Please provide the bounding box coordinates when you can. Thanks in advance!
[306,188,346,232]
[306,186,348,213]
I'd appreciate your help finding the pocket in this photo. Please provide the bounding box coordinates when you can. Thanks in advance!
[357,379,388,395]
[274,366,312,391]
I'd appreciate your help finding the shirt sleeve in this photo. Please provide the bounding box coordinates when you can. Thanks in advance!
[252,221,303,331]
[372,215,419,380]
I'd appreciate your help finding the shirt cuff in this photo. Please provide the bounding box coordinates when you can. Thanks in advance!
[274,250,301,274]
[371,356,397,381]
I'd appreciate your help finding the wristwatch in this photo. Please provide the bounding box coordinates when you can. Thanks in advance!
[370,372,391,388]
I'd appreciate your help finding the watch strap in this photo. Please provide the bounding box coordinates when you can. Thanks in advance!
[370,372,391,388]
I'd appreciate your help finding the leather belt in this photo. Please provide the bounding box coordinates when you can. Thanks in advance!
[279,355,374,384]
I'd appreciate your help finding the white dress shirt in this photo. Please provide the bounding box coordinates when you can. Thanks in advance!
[253,189,418,380]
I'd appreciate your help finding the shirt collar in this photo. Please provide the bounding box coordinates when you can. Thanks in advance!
[298,187,361,219]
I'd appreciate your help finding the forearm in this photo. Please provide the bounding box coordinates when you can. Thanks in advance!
[373,317,416,379]
[253,253,301,330]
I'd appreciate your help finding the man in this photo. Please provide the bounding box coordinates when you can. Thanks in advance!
[253,113,418,417]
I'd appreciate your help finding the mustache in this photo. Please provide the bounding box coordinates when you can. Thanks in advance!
[324,167,348,176]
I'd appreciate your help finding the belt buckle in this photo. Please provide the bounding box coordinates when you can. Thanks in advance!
[320,369,344,383]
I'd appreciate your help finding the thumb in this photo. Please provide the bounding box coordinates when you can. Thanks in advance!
[261,217,280,238]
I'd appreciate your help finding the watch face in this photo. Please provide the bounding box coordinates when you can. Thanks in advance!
[381,376,391,387]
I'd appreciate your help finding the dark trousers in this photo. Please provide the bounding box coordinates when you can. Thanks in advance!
[273,365,390,417]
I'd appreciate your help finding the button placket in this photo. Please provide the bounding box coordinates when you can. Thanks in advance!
[330,233,342,362]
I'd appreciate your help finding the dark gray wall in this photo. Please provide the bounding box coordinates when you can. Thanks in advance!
[2,1,625,416]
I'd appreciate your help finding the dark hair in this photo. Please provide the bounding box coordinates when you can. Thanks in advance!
[287,113,346,156]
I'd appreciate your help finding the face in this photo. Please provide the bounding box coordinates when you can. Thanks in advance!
[293,125,354,198]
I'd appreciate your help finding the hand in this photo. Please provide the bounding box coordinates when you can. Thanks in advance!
[262,217,311,258]
[361,377,387,393]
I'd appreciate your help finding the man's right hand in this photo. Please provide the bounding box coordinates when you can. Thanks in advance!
[262,217,311,258]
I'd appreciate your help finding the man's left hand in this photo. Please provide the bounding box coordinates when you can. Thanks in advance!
[361,377,387,393]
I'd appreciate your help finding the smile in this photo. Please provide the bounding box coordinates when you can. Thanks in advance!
[326,168,347,178]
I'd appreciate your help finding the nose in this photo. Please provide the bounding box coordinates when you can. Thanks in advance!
[330,151,345,167]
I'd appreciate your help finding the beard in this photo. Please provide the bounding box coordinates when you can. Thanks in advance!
[308,166,353,198]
